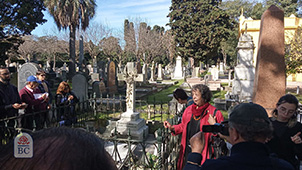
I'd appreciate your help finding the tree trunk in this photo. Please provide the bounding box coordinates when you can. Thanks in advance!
[69,25,76,78]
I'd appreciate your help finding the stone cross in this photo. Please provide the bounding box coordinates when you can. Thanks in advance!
[117,62,144,114]
[115,62,148,140]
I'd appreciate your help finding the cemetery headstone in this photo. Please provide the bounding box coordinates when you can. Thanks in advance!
[219,62,224,74]
[72,73,88,102]
[114,62,148,140]
[107,61,117,94]
[252,5,286,116]
[157,64,163,81]
[173,56,184,79]
[18,62,39,91]
[232,33,255,102]
[149,61,155,82]
[210,65,219,81]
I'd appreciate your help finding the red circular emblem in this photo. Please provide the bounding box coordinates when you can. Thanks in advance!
[18,136,30,145]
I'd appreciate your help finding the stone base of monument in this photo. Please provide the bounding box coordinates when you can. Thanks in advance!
[232,80,254,102]
[112,112,149,140]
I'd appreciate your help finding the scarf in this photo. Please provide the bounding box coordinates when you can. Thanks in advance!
[191,103,210,117]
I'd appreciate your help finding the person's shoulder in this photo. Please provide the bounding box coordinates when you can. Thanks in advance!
[202,157,233,169]
[270,157,295,170]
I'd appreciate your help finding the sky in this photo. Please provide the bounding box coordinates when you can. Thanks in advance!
[31,0,171,37]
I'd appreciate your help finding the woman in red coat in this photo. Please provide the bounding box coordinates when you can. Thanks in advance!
[164,84,224,170]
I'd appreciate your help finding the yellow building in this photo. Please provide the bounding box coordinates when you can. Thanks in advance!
[239,13,302,81]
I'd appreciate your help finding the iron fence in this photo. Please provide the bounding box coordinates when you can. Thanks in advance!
[0,96,182,169]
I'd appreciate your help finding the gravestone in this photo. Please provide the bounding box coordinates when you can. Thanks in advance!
[173,56,184,80]
[192,67,200,78]
[97,61,106,81]
[72,73,88,102]
[18,62,40,91]
[252,5,286,116]
[142,63,148,82]
[157,64,163,81]
[114,62,148,140]
[219,62,224,74]
[107,61,117,94]
[210,65,219,81]
[92,81,106,98]
[149,61,155,82]
[62,63,67,81]
[232,33,255,102]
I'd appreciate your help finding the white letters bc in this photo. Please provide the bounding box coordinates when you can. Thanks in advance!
[14,132,33,158]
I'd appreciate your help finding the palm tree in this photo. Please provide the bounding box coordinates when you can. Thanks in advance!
[44,0,96,77]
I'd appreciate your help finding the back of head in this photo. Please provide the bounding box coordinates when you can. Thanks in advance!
[0,127,117,170]
[229,103,273,141]
[173,88,188,100]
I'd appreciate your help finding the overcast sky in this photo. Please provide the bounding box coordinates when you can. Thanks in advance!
[31,0,171,37]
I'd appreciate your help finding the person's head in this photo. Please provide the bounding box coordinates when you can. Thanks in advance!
[36,69,46,82]
[272,94,299,127]
[0,66,11,84]
[228,103,273,144]
[57,81,70,95]
[0,127,118,170]
[191,84,212,106]
[173,88,189,104]
[26,75,39,89]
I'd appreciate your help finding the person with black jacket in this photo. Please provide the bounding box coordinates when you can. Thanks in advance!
[184,103,294,170]
[0,66,26,143]
[267,94,302,170]
[55,81,78,126]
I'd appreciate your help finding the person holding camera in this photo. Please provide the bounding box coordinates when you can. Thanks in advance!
[164,84,224,169]
[184,103,294,170]
[266,94,302,170]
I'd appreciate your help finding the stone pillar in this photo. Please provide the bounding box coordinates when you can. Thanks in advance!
[157,64,163,80]
[252,5,286,116]
[173,56,184,80]
[232,33,255,102]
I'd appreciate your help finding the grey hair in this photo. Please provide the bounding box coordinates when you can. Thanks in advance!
[191,84,212,103]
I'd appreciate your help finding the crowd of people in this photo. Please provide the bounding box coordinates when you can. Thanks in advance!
[0,66,78,136]
[165,86,302,170]
[0,65,302,169]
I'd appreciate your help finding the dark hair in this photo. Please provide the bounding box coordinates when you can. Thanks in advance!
[173,88,188,100]
[191,84,212,103]
[0,127,117,170]
[0,66,8,70]
[36,69,46,76]
[272,94,299,127]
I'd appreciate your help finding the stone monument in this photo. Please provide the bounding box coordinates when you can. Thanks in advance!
[173,56,184,79]
[114,62,148,140]
[18,62,39,91]
[157,64,163,81]
[252,5,286,116]
[232,33,255,102]
[72,73,88,102]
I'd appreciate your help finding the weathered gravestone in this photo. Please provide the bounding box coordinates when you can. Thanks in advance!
[18,62,40,91]
[173,56,184,80]
[232,33,255,102]
[107,61,117,94]
[157,64,163,81]
[252,5,286,116]
[210,65,219,81]
[72,73,88,102]
[114,62,148,140]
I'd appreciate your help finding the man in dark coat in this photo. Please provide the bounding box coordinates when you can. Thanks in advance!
[184,103,294,170]
[0,66,26,143]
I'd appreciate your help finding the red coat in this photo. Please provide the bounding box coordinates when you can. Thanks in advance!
[19,86,47,114]
[173,104,224,170]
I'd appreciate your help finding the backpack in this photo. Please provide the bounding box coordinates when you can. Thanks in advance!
[208,109,229,159]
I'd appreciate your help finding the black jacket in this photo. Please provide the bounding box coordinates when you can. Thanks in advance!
[0,82,21,119]
[184,142,294,170]
[267,119,302,170]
